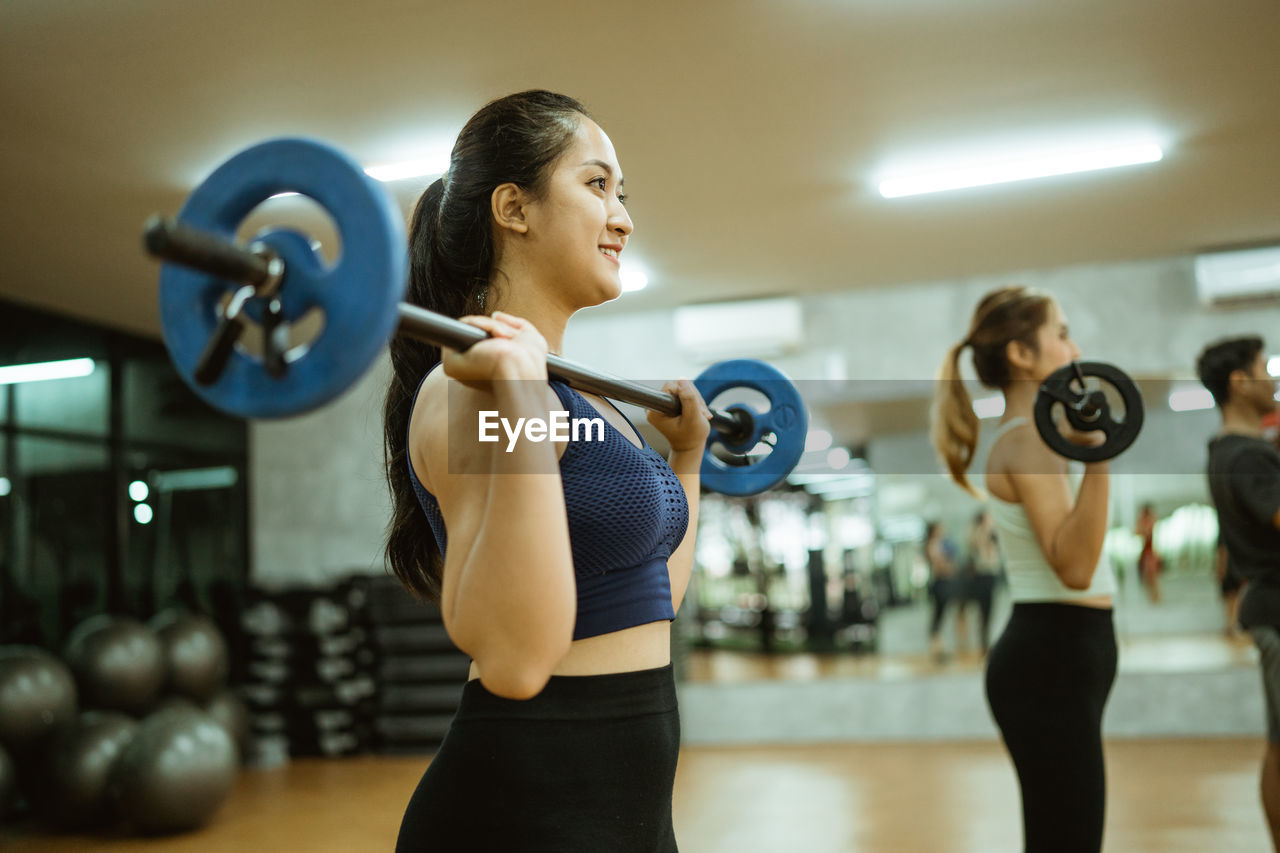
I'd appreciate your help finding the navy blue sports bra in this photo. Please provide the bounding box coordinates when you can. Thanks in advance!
[407,367,688,640]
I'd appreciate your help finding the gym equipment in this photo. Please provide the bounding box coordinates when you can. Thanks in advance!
[694,359,807,496]
[237,584,379,758]
[37,711,137,829]
[151,138,405,420]
[358,575,467,755]
[144,137,808,496]
[151,695,201,714]
[108,706,238,835]
[63,615,165,716]
[0,646,77,760]
[150,611,229,703]
[202,689,252,763]
[1034,361,1145,463]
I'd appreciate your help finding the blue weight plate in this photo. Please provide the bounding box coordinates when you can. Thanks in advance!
[694,359,808,496]
[158,138,407,418]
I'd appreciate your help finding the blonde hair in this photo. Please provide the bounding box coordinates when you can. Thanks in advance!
[931,286,1054,496]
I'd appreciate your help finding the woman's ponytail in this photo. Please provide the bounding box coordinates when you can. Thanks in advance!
[382,177,449,600]
[930,284,1054,499]
[932,340,982,497]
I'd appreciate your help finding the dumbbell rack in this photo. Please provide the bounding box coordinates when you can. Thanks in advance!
[359,575,470,755]
[237,575,471,761]
[239,584,378,761]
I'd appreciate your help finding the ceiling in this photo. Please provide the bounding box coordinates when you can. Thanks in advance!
[2,0,1278,343]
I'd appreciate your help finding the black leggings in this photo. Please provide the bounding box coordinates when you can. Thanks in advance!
[985,603,1117,853]
[968,573,998,651]
[396,664,680,853]
[929,577,954,636]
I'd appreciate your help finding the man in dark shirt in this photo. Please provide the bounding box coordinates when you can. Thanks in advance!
[1198,335,1280,848]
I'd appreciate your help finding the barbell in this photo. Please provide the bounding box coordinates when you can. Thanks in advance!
[144,137,807,497]
[144,137,1144,496]
[1034,361,1145,463]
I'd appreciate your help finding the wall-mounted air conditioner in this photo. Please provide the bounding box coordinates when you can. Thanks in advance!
[674,297,803,360]
[1195,245,1280,305]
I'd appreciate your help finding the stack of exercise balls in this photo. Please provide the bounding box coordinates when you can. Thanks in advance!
[0,646,77,825]
[0,609,250,837]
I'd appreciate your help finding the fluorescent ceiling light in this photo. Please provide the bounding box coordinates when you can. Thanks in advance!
[0,358,95,386]
[153,466,239,493]
[0,477,10,497]
[364,156,450,183]
[133,503,154,525]
[791,456,870,479]
[788,473,835,486]
[270,152,452,198]
[973,394,1005,419]
[620,262,649,293]
[805,473,876,499]
[879,142,1163,199]
[811,486,874,502]
[790,464,871,487]
[805,429,833,452]
[805,472,875,491]
[1169,388,1215,412]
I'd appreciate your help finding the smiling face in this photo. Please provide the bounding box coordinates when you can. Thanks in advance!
[521,117,633,308]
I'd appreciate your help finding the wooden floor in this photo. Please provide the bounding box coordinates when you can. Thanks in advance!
[3,739,1270,852]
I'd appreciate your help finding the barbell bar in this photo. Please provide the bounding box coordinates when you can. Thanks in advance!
[144,214,755,442]
[142,137,808,496]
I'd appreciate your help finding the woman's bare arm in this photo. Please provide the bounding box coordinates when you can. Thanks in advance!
[417,376,575,699]
[1005,430,1110,591]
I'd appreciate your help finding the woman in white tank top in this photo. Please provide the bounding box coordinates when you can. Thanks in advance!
[931,285,1117,853]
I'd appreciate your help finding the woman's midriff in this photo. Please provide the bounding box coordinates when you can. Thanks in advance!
[1038,596,1113,610]
[467,618,671,682]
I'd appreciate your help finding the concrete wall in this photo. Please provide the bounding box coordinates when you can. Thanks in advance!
[569,254,1280,383]
[250,356,393,588]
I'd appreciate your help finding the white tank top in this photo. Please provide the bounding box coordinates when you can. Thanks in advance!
[984,417,1117,602]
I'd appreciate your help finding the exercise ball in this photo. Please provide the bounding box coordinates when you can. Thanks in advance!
[37,711,137,829]
[152,694,200,714]
[108,706,237,835]
[151,611,229,703]
[63,615,165,716]
[0,646,77,760]
[202,689,251,763]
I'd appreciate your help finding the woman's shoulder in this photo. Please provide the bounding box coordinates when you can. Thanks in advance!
[410,368,449,437]
[991,419,1064,470]
[985,417,1069,502]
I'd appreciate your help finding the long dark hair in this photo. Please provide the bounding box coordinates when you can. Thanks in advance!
[931,285,1053,496]
[383,90,591,600]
